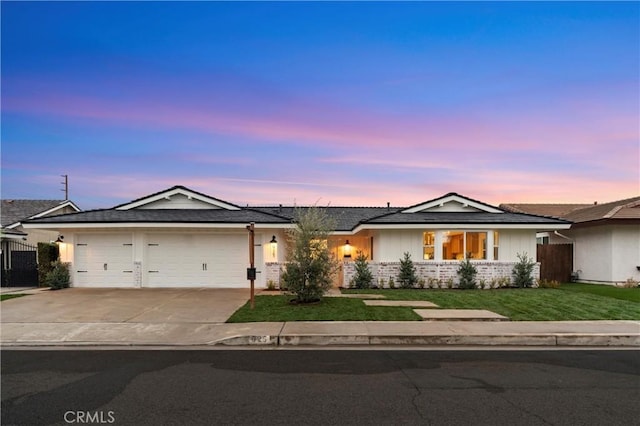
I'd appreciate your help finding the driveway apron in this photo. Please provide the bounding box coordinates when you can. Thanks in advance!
[0,288,250,324]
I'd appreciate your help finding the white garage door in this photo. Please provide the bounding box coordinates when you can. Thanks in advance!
[75,234,134,287]
[145,233,249,288]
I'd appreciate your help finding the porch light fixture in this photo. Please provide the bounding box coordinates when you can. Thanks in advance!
[269,235,278,258]
[54,235,64,244]
[344,240,352,258]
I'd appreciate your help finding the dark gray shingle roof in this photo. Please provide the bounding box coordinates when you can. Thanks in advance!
[252,206,398,231]
[25,208,291,225]
[1,200,68,227]
[363,211,571,225]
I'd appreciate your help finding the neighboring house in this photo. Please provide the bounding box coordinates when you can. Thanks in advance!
[1,199,81,286]
[23,186,570,288]
[1,199,81,245]
[502,197,640,284]
[500,203,591,244]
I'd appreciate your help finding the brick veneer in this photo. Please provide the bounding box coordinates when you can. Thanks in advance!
[265,261,540,289]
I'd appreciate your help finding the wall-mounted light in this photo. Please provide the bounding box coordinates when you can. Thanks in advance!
[55,235,64,244]
[269,235,278,258]
[344,240,352,258]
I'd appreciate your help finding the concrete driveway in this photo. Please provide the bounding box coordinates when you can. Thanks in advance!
[0,288,251,324]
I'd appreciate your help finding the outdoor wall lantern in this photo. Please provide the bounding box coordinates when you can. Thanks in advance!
[269,235,278,258]
[54,235,64,244]
[344,240,352,258]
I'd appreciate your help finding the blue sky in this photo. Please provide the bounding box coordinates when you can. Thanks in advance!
[2,1,638,209]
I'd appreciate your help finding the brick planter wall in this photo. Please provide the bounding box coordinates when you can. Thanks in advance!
[266,260,540,289]
[343,261,540,289]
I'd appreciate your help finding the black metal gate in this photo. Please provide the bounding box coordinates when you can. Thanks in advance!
[1,240,38,287]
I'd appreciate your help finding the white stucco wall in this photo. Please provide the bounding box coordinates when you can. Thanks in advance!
[612,225,640,282]
[568,226,613,283]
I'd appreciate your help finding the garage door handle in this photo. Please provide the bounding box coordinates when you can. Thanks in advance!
[77,270,87,273]
[203,263,208,271]
[148,270,159,273]
[123,270,133,273]
[104,263,108,271]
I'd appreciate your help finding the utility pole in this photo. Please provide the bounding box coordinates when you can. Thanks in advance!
[61,175,69,200]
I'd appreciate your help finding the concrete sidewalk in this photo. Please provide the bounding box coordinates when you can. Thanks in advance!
[2,320,638,348]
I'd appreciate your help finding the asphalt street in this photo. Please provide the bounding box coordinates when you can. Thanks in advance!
[2,349,639,425]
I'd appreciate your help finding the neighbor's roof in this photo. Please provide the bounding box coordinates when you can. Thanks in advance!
[499,203,591,219]
[563,196,640,223]
[1,199,76,227]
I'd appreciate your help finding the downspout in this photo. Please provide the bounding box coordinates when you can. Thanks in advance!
[554,230,577,281]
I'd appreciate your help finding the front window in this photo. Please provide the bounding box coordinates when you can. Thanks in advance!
[423,232,435,259]
[493,231,499,260]
[442,231,487,260]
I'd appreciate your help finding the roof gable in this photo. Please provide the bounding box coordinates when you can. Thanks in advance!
[115,186,241,211]
[402,193,503,214]
[1,199,81,228]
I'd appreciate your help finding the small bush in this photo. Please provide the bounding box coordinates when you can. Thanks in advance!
[377,278,385,289]
[417,278,425,289]
[457,258,477,289]
[388,277,396,289]
[446,277,454,289]
[266,280,277,290]
[45,261,70,290]
[619,278,639,288]
[538,279,561,289]
[512,252,536,288]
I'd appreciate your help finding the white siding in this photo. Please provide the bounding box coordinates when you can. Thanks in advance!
[374,229,426,262]
[497,230,537,262]
[138,194,220,209]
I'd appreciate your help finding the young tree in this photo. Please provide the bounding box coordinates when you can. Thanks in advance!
[512,252,536,288]
[281,206,339,303]
[398,252,418,289]
[351,251,373,289]
[457,258,477,289]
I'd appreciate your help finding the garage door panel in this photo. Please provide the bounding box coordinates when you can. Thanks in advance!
[74,234,134,287]
[145,233,250,288]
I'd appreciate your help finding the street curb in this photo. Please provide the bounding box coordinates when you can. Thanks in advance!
[212,333,640,347]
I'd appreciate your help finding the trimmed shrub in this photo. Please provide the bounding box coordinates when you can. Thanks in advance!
[45,261,70,290]
[37,243,59,286]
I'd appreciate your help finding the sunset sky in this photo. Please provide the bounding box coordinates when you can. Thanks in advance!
[2,2,638,209]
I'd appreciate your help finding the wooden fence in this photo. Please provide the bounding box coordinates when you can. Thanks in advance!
[536,244,573,283]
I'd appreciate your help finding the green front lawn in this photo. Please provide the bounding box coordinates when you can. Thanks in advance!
[0,294,26,302]
[342,286,640,321]
[227,296,421,323]
[228,284,640,323]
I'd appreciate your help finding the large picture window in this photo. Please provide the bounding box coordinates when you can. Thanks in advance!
[442,231,487,260]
